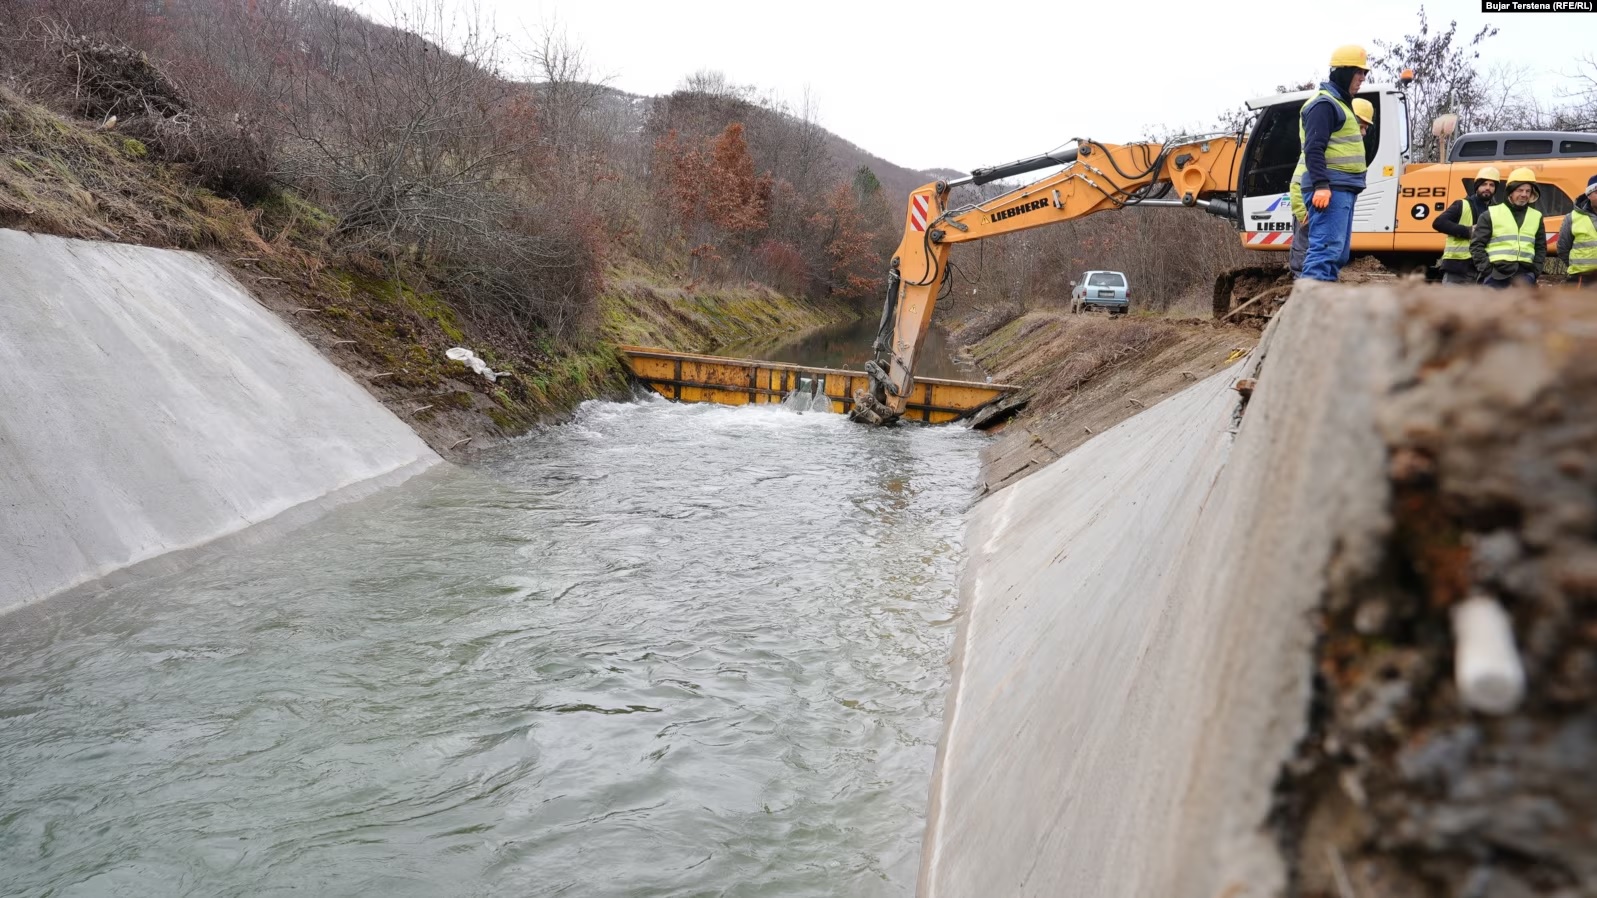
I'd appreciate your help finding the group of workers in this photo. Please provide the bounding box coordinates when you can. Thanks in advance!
[1434,167,1597,288]
[1289,44,1597,288]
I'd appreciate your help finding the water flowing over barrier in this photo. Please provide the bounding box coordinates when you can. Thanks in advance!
[617,345,1016,424]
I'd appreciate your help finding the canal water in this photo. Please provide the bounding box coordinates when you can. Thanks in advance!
[0,395,986,896]
[719,317,983,383]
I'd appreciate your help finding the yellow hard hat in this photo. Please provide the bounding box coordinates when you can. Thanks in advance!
[1507,167,1538,184]
[1351,98,1375,125]
[1476,166,1502,181]
[1330,45,1369,69]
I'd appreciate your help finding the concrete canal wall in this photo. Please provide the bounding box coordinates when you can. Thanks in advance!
[921,286,1402,897]
[0,230,439,613]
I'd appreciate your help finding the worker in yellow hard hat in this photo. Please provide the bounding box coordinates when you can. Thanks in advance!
[1555,173,1597,288]
[1433,166,1501,285]
[1470,167,1545,288]
[1290,97,1374,277]
[1352,98,1375,129]
[1299,45,1371,282]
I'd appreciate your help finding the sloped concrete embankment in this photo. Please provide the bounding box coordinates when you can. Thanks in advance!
[922,285,1596,896]
[0,230,440,613]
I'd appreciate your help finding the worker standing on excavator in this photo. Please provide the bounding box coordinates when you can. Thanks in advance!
[1299,45,1370,283]
[1556,174,1597,287]
[1471,167,1545,288]
[1291,97,1374,278]
[1433,166,1500,285]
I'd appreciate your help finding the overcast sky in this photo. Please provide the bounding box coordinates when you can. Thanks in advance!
[345,0,1590,173]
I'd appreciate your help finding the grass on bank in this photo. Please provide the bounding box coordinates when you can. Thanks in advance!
[1,86,852,442]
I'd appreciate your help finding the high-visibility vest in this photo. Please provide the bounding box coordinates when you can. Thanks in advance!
[1442,200,1475,261]
[1485,204,1543,265]
[1298,90,1367,186]
[1289,158,1308,221]
[1569,209,1597,275]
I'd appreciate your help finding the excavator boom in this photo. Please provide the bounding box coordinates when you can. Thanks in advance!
[850,135,1244,425]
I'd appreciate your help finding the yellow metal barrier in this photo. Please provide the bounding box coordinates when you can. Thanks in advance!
[616,346,1016,425]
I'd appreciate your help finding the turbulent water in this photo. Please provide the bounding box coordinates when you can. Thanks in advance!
[0,396,985,897]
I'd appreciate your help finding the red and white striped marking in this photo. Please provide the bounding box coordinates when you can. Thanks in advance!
[1246,230,1293,246]
[910,194,930,232]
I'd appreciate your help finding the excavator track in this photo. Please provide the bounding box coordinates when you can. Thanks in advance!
[1212,265,1296,327]
[1212,256,1404,327]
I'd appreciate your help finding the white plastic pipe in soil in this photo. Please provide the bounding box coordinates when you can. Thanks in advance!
[1452,594,1526,715]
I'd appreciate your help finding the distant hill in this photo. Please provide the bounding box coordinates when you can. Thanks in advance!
[563,83,952,213]
[818,135,954,209]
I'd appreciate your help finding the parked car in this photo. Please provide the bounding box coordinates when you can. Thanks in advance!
[1069,271,1129,314]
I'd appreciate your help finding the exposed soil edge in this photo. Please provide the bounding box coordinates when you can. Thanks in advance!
[1272,288,1597,897]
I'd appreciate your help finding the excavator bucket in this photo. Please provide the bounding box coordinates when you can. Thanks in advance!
[848,389,897,426]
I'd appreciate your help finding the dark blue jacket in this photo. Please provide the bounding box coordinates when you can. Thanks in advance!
[1300,81,1365,194]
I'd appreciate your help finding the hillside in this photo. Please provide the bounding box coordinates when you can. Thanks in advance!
[0,1,966,453]
[0,81,849,458]
[557,82,951,211]
[820,132,952,208]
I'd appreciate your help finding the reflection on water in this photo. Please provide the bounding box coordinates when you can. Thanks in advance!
[0,396,984,897]
[720,316,984,382]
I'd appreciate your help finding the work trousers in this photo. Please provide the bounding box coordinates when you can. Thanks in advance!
[1301,190,1355,282]
[1289,216,1309,276]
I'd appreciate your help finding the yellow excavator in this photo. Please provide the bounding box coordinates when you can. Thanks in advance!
[849,78,1597,426]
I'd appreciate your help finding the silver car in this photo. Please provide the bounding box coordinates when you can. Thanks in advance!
[1069,270,1129,314]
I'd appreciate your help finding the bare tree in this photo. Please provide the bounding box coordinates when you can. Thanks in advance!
[1372,6,1498,162]
[680,69,753,102]
[1553,55,1597,130]
[267,0,601,339]
[1471,62,1555,132]
[276,0,523,246]
[521,22,614,166]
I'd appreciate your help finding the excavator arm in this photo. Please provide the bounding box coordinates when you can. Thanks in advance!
[850,135,1245,425]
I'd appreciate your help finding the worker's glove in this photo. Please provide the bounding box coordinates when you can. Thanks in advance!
[1311,188,1332,210]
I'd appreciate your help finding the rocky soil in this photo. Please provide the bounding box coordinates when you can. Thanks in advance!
[1278,289,1597,898]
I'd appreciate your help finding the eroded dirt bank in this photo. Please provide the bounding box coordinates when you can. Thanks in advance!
[947,308,1260,495]
[1278,289,1597,897]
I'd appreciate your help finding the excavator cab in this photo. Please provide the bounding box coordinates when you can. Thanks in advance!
[1234,86,1410,251]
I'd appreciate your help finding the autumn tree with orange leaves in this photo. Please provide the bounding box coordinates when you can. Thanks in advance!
[705,124,770,237]
[812,184,882,300]
[652,122,777,278]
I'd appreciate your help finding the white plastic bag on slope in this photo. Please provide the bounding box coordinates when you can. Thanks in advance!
[445,347,504,383]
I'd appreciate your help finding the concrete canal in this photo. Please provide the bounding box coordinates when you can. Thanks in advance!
[0,394,985,897]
